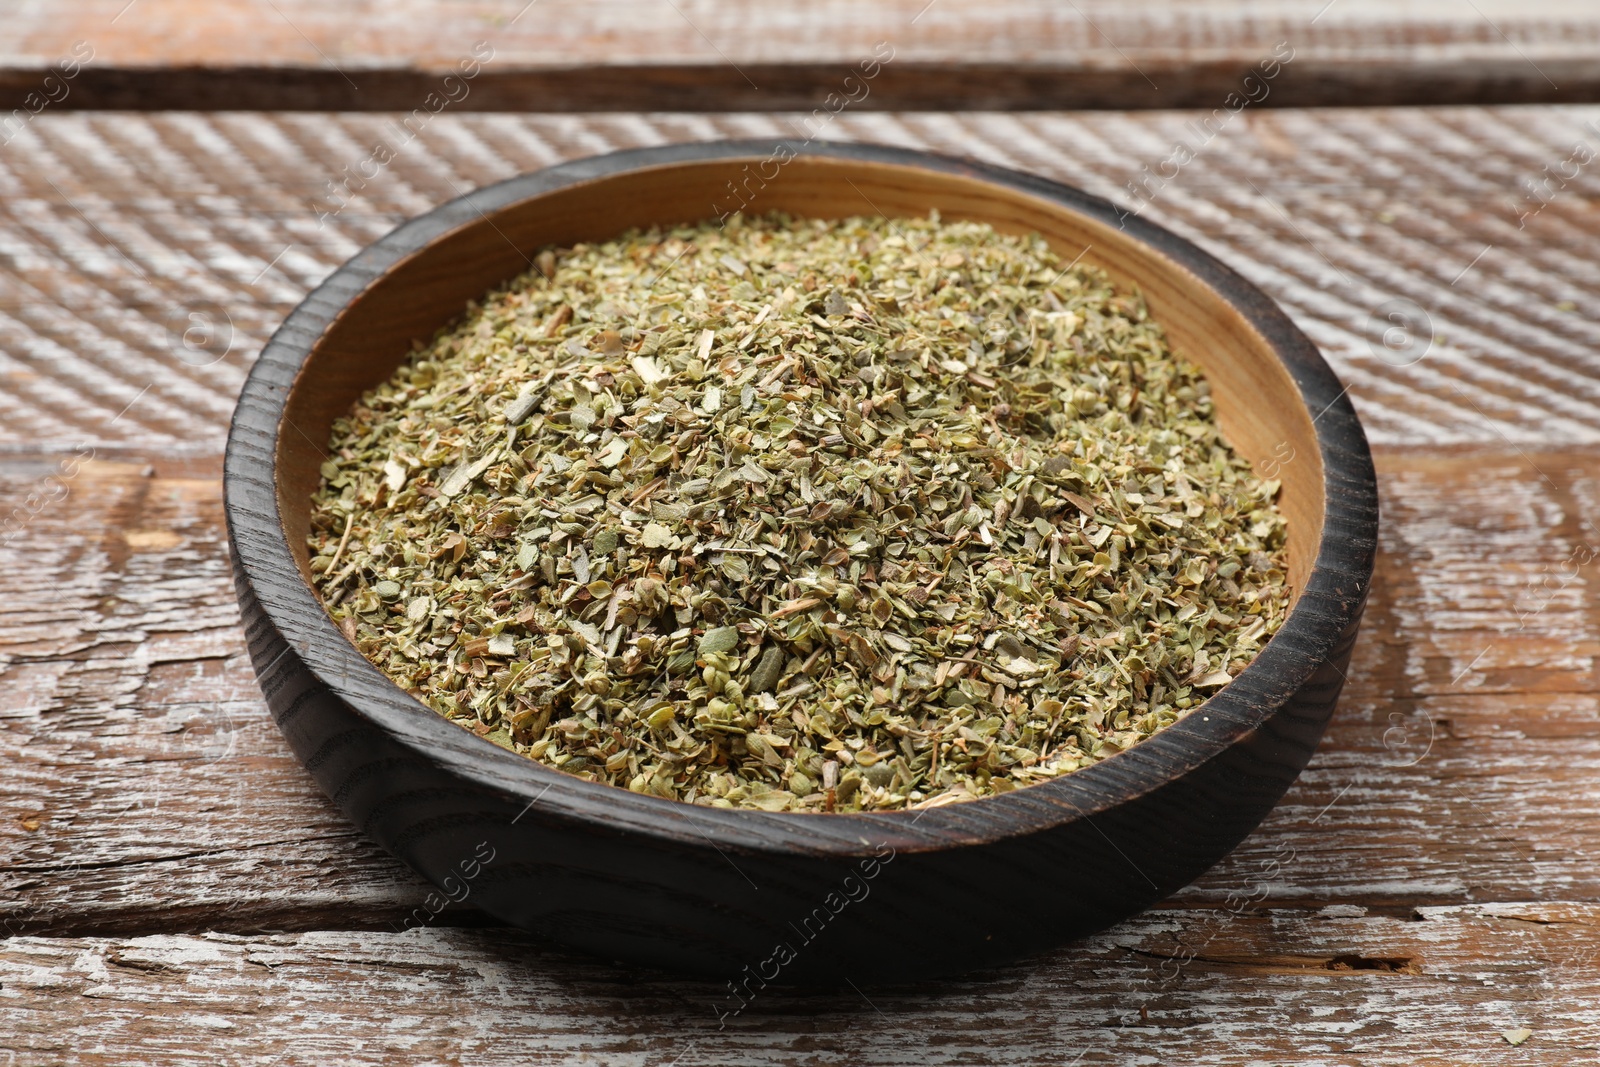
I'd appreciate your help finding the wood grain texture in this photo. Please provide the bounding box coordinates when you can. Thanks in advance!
[0,109,1594,456]
[4,905,1599,1064]
[2,107,1599,1053]
[2,1,1599,110]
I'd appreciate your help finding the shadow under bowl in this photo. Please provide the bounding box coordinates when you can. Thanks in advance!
[223,140,1378,985]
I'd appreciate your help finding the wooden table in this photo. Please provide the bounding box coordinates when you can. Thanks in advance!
[5,0,1600,110]
[3,4,1600,1064]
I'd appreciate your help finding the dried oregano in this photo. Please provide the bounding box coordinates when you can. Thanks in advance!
[307,212,1291,813]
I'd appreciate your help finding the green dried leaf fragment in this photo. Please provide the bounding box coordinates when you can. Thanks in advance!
[748,645,787,693]
[440,453,495,498]
[699,626,740,655]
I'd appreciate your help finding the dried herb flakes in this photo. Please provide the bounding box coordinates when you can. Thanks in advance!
[307,212,1291,813]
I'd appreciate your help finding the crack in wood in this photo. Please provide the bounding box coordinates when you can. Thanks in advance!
[1128,948,1423,976]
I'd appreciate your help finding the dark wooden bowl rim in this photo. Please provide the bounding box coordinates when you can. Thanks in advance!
[224,139,1374,860]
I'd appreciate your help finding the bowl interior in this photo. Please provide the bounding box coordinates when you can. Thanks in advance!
[275,154,1323,613]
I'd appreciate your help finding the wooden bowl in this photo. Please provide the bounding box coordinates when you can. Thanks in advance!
[224,141,1377,984]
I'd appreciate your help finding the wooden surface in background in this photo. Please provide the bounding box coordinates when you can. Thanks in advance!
[2,108,1600,1061]
[5,906,1598,1065]
[0,1,1598,110]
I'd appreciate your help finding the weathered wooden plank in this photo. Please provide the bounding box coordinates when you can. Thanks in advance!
[3,109,1600,1053]
[3,906,1597,1064]
[0,110,1596,454]
[6,449,1600,934]
[0,454,436,936]
[0,1,1598,110]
